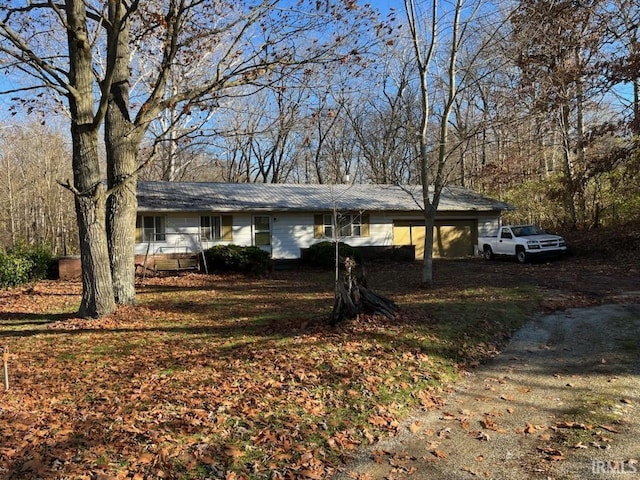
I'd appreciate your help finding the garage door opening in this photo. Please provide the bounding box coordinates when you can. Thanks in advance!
[393,220,477,259]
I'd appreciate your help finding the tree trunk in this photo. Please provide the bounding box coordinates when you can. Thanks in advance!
[105,0,138,305]
[66,0,115,318]
[559,104,578,228]
[74,178,116,318]
[330,257,398,324]
[421,204,436,285]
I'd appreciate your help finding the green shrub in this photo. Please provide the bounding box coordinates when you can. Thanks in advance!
[7,243,57,281]
[204,244,272,275]
[302,241,362,269]
[0,252,32,289]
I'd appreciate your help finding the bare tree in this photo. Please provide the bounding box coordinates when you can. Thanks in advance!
[404,0,460,285]
[404,0,509,284]
[346,54,417,184]
[0,124,77,254]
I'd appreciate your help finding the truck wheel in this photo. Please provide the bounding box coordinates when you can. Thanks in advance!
[516,247,527,264]
[483,246,494,261]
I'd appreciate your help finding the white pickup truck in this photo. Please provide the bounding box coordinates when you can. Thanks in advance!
[478,225,567,263]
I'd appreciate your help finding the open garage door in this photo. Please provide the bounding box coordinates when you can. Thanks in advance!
[393,220,476,259]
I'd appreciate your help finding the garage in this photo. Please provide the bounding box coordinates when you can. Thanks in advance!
[393,219,477,259]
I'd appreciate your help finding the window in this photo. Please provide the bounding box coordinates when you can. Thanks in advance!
[253,215,271,246]
[314,213,369,239]
[136,216,165,242]
[200,215,222,241]
[323,214,333,238]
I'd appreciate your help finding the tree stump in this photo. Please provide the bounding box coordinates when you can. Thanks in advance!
[330,257,399,325]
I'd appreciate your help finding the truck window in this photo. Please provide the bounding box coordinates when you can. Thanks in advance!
[500,230,513,239]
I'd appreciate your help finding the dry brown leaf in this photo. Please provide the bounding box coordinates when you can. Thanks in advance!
[599,424,620,433]
[461,466,479,476]
[555,421,588,430]
[537,447,565,461]
[480,417,499,431]
[431,450,447,459]
[300,469,324,480]
[409,421,423,433]
[223,445,245,460]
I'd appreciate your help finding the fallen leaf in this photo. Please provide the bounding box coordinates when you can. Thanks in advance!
[431,450,447,459]
[461,466,479,476]
[555,421,589,430]
[599,424,620,433]
[301,469,324,480]
[480,417,499,431]
[409,421,423,433]
[537,447,565,461]
[223,445,245,460]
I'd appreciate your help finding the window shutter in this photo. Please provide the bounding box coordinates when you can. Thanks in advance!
[361,214,370,237]
[221,215,233,241]
[314,214,324,239]
[135,216,142,243]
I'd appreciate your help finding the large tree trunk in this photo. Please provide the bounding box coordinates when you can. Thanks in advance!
[74,178,116,318]
[67,0,115,318]
[105,1,138,305]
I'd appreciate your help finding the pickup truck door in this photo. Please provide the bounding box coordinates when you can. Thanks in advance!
[495,228,514,254]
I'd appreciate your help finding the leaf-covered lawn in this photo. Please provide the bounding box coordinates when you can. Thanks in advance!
[0,262,541,479]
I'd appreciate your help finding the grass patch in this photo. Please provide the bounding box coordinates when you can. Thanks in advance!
[0,262,540,479]
[555,390,630,448]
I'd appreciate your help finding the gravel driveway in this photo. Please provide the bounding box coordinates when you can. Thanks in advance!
[335,302,640,480]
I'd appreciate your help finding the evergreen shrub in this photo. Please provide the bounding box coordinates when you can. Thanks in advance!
[8,243,57,280]
[302,241,362,269]
[204,244,272,275]
[0,253,32,288]
[0,243,57,289]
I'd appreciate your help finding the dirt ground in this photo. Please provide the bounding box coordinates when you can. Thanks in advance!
[334,256,640,480]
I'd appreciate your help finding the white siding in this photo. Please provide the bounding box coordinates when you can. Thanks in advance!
[134,213,254,255]
[135,211,503,259]
[228,213,253,248]
[134,214,201,255]
[269,214,311,259]
[270,213,398,259]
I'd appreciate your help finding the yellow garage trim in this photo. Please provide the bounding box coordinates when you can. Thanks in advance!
[393,219,477,259]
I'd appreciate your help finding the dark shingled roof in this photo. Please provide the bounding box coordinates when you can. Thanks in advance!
[137,181,513,213]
